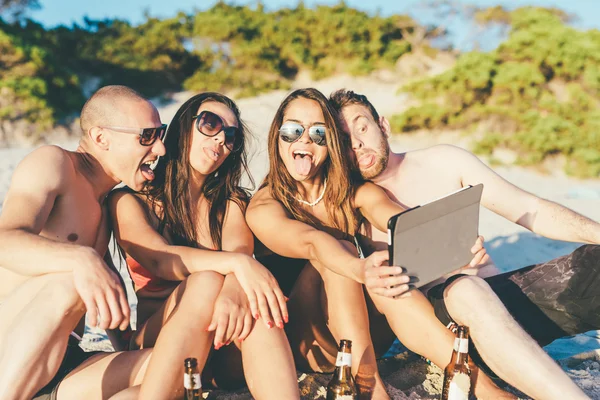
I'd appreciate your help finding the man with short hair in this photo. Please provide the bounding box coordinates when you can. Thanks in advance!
[0,85,167,399]
[330,88,600,382]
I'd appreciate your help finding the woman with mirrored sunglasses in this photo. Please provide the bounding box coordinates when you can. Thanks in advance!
[246,88,546,399]
[108,92,299,399]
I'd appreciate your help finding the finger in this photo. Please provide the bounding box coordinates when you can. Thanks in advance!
[371,284,412,298]
[471,236,485,253]
[207,312,218,332]
[265,290,284,329]
[239,313,253,342]
[273,287,289,324]
[82,295,98,328]
[246,291,260,321]
[366,272,410,289]
[95,295,112,331]
[105,291,124,330]
[214,315,229,349]
[224,312,237,344]
[470,249,487,267]
[390,284,415,299]
[231,314,244,343]
[365,266,404,280]
[481,253,490,264]
[117,287,131,331]
[379,274,412,288]
[257,293,273,328]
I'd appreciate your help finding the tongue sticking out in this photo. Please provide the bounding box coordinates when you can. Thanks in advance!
[140,164,155,181]
[294,154,312,176]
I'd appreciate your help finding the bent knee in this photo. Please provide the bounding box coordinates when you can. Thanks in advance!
[184,271,224,293]
[180,272,224,311]
[444,275,493,314]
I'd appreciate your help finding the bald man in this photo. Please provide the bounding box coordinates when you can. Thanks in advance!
[0,85,167,399]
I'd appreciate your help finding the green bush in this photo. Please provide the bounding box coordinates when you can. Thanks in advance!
[393,7,600,177]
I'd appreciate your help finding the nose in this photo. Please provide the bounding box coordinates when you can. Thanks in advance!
[152,136,167,157]
[212,130,226,146]
[298,127,312,144]
[350,132,363,150]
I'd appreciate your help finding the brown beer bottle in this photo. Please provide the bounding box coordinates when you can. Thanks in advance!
[326,339,358,400]
[441,326,473,400]
[184,357,201,400]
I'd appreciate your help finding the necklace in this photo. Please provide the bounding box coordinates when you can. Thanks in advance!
[296,179,327,207]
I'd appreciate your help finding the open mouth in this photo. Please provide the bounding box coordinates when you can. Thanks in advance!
[140,160,156,181]
[357,153,375,169]
[293,150,313,176]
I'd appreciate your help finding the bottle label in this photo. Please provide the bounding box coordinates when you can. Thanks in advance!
[335,352,352,367]
[458,338,469,353]
[332,396,355,400]
[453,337,459,351]
[447,373,470,400]
[184,373,201,390]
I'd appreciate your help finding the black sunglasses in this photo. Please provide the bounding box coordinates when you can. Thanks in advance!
[279,122,327,146]
[101,124,168,146]
[192,110,242,152]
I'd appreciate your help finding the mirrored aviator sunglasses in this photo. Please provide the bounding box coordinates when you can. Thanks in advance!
[193,110,242,152]
[139,124,168,146]
[278,122,327,146]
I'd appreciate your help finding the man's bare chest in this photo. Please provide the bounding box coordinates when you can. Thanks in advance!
[41,190,105,251]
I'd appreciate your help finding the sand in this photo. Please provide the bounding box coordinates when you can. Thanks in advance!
[2,72,600,398]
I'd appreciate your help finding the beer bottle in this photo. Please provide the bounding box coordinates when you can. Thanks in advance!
[441,326,473,400]
[326,339,358,400]
[184,357,201,400]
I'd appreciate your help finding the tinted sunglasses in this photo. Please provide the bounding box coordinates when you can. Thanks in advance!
[192,110,242,152]
[279,122,327,146]
[101,124,168,146]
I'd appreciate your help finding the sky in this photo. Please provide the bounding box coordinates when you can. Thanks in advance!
[16,0,600,50]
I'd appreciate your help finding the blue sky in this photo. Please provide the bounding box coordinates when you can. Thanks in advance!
[20,0,600,50]
[26,0,599,28]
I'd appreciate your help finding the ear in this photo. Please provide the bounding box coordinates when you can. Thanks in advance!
[88,126,110,150]
[379,116,391,139]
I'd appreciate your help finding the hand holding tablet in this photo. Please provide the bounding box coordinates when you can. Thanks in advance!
[387,184,484,289]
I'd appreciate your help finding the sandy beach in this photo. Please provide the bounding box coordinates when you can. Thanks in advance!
[1,73,600,398]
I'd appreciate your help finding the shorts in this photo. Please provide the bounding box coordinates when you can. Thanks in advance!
[32,337,99,400]
[427,244,600,379]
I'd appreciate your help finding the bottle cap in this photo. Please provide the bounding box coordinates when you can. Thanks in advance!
[339,339,353,349]
[185,357,198,368]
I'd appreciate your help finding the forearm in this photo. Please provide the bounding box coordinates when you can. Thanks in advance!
[306,230,364,283]
[530,199,600,244]
[0,229,84,276]
[149,245,249,281]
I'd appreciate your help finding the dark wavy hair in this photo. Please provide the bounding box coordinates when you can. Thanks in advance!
[145,92,253,249]
[262,88,361,235]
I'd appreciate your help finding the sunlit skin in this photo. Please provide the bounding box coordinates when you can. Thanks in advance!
[101,98,166,191]
[278,98,329,201]
[335,99,592,400]
[189,101,236,178]
[339,103,391,182]
[110,95,299,400]
[0,90,167,400]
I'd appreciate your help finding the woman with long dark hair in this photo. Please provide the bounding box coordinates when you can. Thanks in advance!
[109,92,299,399]
[247,88,588,400]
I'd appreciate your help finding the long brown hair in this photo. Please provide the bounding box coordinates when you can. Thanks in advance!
[263,88,361,235]
[146,92,253,249]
